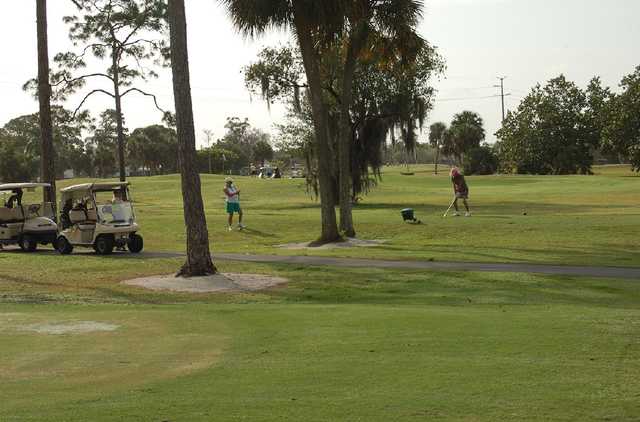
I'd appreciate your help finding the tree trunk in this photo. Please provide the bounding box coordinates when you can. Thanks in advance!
[337,24,367,238]
[112,44,126,182]
[168,0,216,277]
[36,0,56,210]
[292,3,340,243]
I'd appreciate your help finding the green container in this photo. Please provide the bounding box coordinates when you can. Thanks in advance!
[401,208,415,221]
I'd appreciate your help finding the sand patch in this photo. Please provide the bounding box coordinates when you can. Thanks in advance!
[20,321,119,335]
[123,272,287,293]
[278,237,386,250]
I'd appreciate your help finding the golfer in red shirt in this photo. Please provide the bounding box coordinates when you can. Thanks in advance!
[450,167,471,217]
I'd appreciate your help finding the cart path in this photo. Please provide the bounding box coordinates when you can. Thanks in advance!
[2,248,638,279]
[213,252,640,280]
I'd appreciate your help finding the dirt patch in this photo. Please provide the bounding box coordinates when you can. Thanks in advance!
[278,237,386,250]
[20,321,120,335]
[123,272,288,293]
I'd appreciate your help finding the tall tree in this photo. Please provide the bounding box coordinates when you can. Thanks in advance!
[128,124,178,175]
[86,109,124,178]
[602,66,640,171]
[168,0,216,276]
[496,75,595,174]
[223,0,341,242]
[0,128,38,182]
[36,0,56,208]
[217,117,272,172]
[2,107,92,180]
[428,122,447,175]
[246,43,442,229]
[224,0,433,241]
[36,0,168,182]
[291,2,342,242]
[448,111,485,164]
[334,0,426,237]
[334,2,369,236]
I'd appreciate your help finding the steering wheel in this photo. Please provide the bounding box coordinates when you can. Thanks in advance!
[28,204,41,216]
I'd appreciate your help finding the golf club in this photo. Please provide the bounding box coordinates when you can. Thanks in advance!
[442,197,456,217]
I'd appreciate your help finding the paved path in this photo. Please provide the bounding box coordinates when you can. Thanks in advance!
[2,248,638,279]
[214,253,640,280]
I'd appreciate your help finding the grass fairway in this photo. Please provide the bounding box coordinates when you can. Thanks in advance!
[1,165,639,420]
[183,164,638,267]
[20,163,634,267]
[8,163,637,267]
[2,266,640,421]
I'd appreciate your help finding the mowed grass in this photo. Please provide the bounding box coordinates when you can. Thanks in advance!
[37,163,638,267]
[2,264,640,421]
[1,165,639,421]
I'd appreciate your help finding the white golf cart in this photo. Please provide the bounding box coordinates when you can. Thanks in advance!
[56,182,143,255]
[0,183,58,252]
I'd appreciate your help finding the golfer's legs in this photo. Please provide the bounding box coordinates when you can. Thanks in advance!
[238,209,243,224]
[463,199,470,212]
[453,197,459,211]
[228,213,233,226]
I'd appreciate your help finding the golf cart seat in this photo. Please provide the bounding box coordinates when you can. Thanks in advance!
[69,209,96,230]
[86,208,98,221]
[41,202,55,219]
[0,207,24,223]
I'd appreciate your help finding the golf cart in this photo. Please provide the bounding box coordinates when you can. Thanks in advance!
[0,183,58,251]
[56,182,143,255]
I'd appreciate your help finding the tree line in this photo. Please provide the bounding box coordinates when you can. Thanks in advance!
[426,68,640,176]
[0,107,175,181]
[0,109,276,182]
[496,70,640,174]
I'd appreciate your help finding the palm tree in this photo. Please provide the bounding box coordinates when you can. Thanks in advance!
[335,0,425,237]
[36,0,56,209]
[168,0,216,276]
[222,0,426,241]
[429,122,447,175]
[222,0,341,242]
[449,111,485,164]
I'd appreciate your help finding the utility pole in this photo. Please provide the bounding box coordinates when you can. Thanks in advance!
[203,129,213,174]
[494,76,509,123]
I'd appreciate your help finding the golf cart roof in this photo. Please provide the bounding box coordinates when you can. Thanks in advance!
[60,182,130,193]
[0,182,51,191]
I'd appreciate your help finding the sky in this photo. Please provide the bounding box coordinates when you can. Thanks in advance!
[1,0,639,147]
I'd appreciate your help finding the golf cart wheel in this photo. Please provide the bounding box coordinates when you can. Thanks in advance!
[94,235,114,255]
[127,234,144,253]
[19,235,38,252]
[55,236,73,255]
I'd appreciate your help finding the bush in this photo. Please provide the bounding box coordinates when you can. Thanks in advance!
[463,145,498,175]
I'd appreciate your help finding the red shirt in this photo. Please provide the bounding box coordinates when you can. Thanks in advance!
[452,175,468,194]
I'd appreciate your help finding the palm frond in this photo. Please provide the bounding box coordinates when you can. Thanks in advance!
[219,0,292,37]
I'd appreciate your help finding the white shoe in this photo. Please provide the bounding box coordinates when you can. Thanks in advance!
[452,212,460,217]
[238,223,245,230]
[465,212,471,217]
[228,226,233,231]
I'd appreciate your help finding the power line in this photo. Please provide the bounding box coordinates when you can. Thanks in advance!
[434,93,508,102]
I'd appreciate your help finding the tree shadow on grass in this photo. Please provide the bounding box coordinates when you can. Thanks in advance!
[239,227,275,238]
[422,244,640,266]
[0,248,185,260]
[266,263,640,308]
